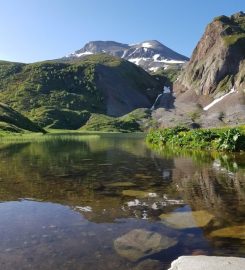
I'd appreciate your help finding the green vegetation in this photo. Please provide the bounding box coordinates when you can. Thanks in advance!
[80,108,151,132]
[0,59,105,114]
[0,103,44,134]
[216,13,245,48]
[187,110,201,122]
[29,107,91,129]
[146,126,245,152]
[215,75,233,93]
[153,68,180,86]
[223,33,245,46]
[0,54,161,130]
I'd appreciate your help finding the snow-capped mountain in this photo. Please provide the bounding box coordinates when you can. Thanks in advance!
[66,40,189,72]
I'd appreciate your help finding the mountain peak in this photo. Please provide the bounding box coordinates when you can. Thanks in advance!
[65,40,189,72]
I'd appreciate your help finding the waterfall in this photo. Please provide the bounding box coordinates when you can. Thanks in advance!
[151,86,171,110]
[151,93,163,110]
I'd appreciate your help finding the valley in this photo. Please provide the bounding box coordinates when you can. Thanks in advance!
[0,6,245,270]
[0,12,244,135]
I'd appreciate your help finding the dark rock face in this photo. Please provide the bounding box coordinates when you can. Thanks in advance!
[66,40,189,72]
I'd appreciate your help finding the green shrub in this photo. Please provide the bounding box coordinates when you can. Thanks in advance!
[146,127,245,152]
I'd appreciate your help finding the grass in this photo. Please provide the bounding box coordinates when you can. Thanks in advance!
[153,68,180,87]
[222,33,245,46]
[215,13,245,47]
[80,108,151,132]
[0,132,45,142]
[146,126,245,152]
[29,107,91,129]
[0,108,151,138]
[80,114,139,133]
[0,102,44,133]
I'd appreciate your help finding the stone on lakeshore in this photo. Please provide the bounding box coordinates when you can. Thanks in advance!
[168,256,245,270]
[210,225,245,240]
[160,210,214,229]
[114,229,177,261]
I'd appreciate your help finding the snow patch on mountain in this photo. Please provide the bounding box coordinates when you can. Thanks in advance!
[70,51,94,57]
[128,57,150,65]
[149,67,160,72]
[203,87,236,111]
[154,59,185,64]
[65,40,189,71]
[153,54,160,61]
[141,42,153,48]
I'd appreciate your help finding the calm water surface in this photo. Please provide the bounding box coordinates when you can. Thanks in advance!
[0,133,244,270]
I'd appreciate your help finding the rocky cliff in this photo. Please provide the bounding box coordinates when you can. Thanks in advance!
[175,12,245,97]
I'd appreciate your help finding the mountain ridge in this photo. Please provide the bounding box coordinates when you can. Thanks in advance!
[65,40,189,72]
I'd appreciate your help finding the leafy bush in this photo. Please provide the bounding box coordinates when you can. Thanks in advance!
[216,128,243,151]
[147,127,245,152]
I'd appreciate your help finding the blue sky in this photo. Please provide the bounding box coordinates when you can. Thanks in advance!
[0,0,244,63]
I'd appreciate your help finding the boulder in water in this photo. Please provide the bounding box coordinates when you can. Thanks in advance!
[160,210,214,229]
[114,229,177,261]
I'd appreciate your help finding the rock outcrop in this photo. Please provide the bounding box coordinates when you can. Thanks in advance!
[175,12,245,97]
[153,12,245,128]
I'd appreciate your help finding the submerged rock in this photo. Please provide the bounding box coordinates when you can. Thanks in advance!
[160,210,214,229]
[122,190,156,198]
[133,259,163,270]
[107,182,137,187]
[168,255,245,270]
[114,229,177,261]
[210,225,245,240]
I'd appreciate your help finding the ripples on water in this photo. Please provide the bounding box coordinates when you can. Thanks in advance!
[0,133,244,270]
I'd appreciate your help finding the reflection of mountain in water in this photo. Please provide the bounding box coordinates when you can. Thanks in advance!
[0,135,244,225]
[172,157,245,223]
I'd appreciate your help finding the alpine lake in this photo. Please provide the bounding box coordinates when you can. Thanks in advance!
[0,133,244,270]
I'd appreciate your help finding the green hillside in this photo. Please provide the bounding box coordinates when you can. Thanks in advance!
[0,103,44,134]
[0,55,161,130]
[80,108,151,132]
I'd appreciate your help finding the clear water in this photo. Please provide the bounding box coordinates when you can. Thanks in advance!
[0,133,244,270]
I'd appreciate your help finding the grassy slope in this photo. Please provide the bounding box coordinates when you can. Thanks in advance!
[80,108,152,132]
[152,68,180,87]
[0,103,44,134]
[216,14,245,46]
[0,55,161,130]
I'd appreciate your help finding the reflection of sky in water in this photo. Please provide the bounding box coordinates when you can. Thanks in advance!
[0,134,244,270]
